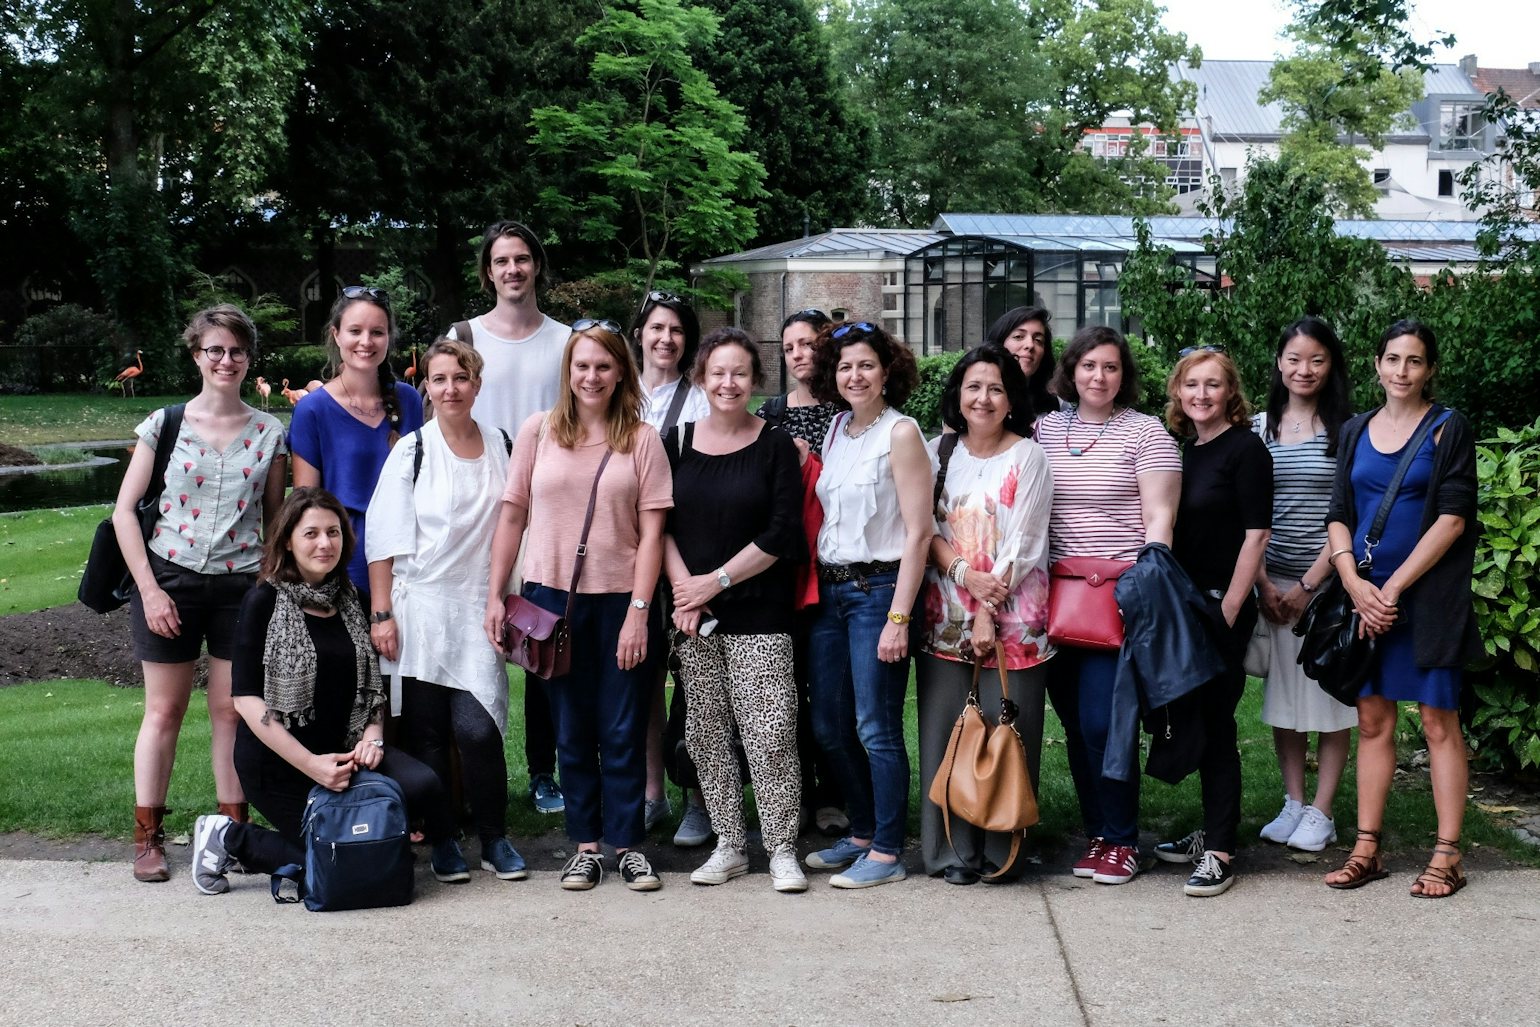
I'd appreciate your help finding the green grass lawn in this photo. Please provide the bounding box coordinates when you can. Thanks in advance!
[0,393,292,446]
[0,504,109,615]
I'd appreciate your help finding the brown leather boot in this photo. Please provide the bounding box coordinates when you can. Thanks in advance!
[217,801,249,823]
[133,805,169,882]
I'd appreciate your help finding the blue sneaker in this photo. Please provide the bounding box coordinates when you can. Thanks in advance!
[431,838,471,883]
[804,836,870,870]
[529,774,565,815]
[830,854,907,889]
[480,837,528,880]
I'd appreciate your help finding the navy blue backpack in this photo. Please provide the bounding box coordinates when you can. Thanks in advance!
[294,770,414,912]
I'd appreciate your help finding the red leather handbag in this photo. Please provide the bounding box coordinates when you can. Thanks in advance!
[1046,557,1133,651]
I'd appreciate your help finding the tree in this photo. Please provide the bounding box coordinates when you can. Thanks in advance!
[530,0,767,295]
[693,0,874,243]
[1259,0,1448,216]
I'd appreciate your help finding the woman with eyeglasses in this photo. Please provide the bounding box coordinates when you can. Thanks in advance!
[113,304,287,882]
[1035,326,1181,887]
[483,320,673,892]
[363,338,528,882]
[662,328,807,892]
[757,307,848,836]
[1152,348,1272,898]
[289,286,424,612]
[631,291,712,846]
[802,320,932,889]
[985,305,1062,420]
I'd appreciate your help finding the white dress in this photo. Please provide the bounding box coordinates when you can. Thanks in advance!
[365,420,511,732]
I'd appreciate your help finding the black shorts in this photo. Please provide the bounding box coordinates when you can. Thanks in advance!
[129,552,255,664]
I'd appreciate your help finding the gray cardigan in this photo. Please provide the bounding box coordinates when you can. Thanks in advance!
[1326,407,1481,669]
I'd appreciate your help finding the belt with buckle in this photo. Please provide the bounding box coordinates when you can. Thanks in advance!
[818,560,900,593]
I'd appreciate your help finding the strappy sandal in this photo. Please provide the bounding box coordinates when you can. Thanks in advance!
[1326,828,1390,890]
[1410,836,1467,899]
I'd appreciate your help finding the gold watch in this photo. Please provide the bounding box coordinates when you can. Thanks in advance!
[886,611,911,625]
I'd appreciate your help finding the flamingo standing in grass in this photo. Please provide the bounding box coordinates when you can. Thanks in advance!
[253,376,272,410]
[403,343,418,383]
[281,378,307,406]
[113,351,144,397]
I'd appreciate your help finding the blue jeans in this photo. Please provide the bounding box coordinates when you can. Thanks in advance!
[807,572,911,856]
[524,583,649,849]
[1046,648,1140,847]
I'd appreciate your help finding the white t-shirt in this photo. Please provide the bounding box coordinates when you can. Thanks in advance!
[450,314,568,436]
[641,376,710,433]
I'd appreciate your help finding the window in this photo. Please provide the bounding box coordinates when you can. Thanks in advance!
[1439,102,1483,151]
[1438,170,1455,197]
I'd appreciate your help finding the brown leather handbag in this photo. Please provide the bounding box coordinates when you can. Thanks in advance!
[501,448,613,680]
[927,644,1039,879]
[1046,557,1133,651]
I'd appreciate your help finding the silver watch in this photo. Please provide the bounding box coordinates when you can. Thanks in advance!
[631,598,649,611]
[716,567,732,589]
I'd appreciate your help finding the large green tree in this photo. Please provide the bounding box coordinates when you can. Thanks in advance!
[530,0,767,295]
[694,0,874,243]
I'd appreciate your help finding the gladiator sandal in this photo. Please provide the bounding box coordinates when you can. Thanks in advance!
[1325,828,1389,890]
[1410,836,1467,899]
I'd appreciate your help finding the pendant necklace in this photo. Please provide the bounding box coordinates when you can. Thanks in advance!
[1067,408,1117,457]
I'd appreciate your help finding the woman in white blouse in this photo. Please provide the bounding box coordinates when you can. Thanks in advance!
[918,347,1054,884]
[802,321,933,889]
[365,338,527,881]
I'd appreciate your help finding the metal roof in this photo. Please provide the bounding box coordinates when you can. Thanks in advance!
[933,213,1540,245]
[701,229,943,263]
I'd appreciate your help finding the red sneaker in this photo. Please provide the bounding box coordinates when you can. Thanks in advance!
[1091,844,1141,885]
[1071,837,1106,878]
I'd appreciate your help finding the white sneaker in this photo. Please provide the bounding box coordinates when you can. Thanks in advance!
[1258,796,1304,844]
[769,846,808,893]
[1285,805,1337,851]
[690,845,749,885]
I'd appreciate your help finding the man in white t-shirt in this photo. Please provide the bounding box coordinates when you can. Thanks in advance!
[448,220,569,436]
[446,220,568,817]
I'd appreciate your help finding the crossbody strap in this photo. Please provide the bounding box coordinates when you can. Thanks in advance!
[563,449,615,619]
[659,378,692,436]
[1361,404,1444,567]
[933,432,960,508]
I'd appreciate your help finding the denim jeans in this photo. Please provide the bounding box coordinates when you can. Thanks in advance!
[807,572,911,856]
[524,583,649,850]
[1046,647,1140,847]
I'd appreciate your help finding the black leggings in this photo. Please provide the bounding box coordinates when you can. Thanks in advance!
[226,748,452,875]
[401,676,509,842]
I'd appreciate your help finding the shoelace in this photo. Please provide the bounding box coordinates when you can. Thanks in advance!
[1193,851,1223,881]
[619,851,652,877]
[566,851,602,878]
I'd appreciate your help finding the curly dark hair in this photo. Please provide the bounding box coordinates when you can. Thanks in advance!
[808,321,919,409]
[691,326,765,388]
[940,346,1036,437]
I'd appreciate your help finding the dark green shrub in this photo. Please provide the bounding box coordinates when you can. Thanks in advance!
[902,351,963,434]
[5,305,125,392]
[1466,416,1540,772]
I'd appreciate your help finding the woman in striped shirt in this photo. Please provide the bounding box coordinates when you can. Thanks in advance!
[1036,327,1181,885]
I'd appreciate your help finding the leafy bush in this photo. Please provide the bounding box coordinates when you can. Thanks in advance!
[1466,416,1540,772]
[7,305,125,393]
[902,351,963,434]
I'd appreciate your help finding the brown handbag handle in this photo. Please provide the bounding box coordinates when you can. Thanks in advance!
[938,643,1024,880]
[561,449,614,621]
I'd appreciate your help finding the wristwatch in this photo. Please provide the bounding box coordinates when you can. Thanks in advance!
[371,610,393,623]
[368,738,384,749]
[1300,580,1319,593]
[631,598,650,611]
[716,567,732,589]
[887,611,911,625]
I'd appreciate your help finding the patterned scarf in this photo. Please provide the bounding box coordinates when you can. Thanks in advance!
[262,577,384,748]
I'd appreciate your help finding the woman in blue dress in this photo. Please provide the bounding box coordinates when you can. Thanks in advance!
[1322,320,1480,898]
[290,286,424,611]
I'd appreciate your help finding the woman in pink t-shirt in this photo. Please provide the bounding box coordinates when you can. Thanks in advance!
[483,321,673,893]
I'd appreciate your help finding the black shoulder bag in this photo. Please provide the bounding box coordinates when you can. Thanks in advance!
[78,404,186,613]
[1294,405,1444,704]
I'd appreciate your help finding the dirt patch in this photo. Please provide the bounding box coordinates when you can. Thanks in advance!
[0,603,146,687]
[0,442,42,468]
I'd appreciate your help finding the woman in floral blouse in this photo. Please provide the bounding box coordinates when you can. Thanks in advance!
[917,347,1053,885]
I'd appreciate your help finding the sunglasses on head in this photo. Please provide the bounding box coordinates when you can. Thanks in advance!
[645,290,684,305]
[342,285,390,307]
[793,307,829,320]
[1178,344,1225,357]
[572,317,623,335]
[831,321,878,340]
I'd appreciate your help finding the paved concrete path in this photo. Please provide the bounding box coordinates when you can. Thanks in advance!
[3,859,1536,1026]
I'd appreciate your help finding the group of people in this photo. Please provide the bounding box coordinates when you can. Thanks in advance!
[114,219,1480,904]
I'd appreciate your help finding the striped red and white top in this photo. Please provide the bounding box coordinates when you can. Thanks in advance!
[1037,407,1181,562]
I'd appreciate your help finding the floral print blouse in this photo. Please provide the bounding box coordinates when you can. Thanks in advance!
[921,434,1054,670]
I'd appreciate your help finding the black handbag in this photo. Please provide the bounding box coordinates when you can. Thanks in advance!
[78,405,185,614]
[1294,405,1443,704]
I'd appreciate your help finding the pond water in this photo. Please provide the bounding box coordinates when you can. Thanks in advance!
[0,443,134,513]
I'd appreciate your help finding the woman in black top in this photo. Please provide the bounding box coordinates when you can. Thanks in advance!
[187,488,465,896]
[1154,350,1272,898]
[663,328,807,892]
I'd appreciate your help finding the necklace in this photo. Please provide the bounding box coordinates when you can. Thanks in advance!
[844,405,888,439]
[1066,408,1118,456]
[339,377,381,417]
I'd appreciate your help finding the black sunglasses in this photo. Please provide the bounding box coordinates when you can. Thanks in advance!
[645,290,685,305]
[342,285,391,307]
[831,321,878,340]
[572,318,623,335]
[1178,344,1226,357]
[793,308,829,320]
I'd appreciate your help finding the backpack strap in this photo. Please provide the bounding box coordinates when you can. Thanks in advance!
[759,393,788,426]
[933,432,960,508]
[500,428,512,457]
[452,320,474,347]
[410,428,425,484]
[659,379,692,436]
